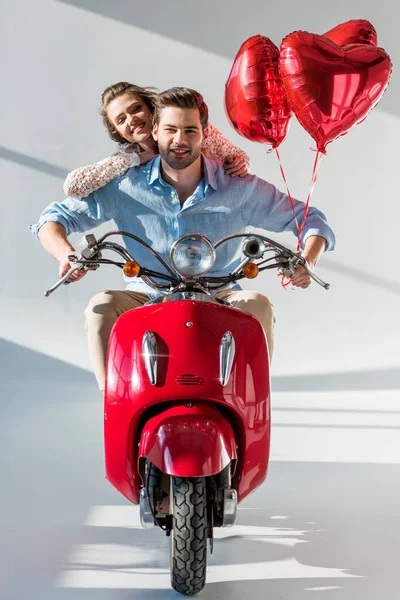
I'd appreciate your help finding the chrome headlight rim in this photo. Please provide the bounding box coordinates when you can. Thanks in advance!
[170,233,216,278]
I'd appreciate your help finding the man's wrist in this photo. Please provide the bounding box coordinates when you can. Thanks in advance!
[301,235,326,267]
[55,243,75,262]
[303,256,316,269]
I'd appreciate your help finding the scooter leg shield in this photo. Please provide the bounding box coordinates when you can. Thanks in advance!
[138,403,237,477]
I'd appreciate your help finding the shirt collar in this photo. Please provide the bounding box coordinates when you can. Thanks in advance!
[147,154,218,191]
[202,155,218,191]
[147,155,163,186]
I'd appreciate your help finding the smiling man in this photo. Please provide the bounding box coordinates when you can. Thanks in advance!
[155,102,205,169]
[31,87,335,390]
[152,91,210,208]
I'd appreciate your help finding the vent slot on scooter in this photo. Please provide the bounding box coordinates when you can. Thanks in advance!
[176,373,204,386]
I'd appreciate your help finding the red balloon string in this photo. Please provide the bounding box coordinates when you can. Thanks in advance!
[296,151,323,251]
[273,148,323,289]
[274,148,300,290]
[281,276,291,289]
[274,148,301,237]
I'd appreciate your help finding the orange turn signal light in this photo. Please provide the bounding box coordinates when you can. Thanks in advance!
[243,262,259,279]
[123,260,141,278]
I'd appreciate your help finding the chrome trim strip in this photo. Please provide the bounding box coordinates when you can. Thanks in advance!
[142,331,157,385]
[222,489,238,527]
[139,489,155,528]
[220,331,235,386]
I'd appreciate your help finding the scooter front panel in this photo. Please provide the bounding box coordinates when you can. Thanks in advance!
[104,300,271,503]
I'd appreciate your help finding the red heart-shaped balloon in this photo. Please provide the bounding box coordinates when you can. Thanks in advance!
[324,19,377,47]
[279,31,392,152]
[225,34,292,148]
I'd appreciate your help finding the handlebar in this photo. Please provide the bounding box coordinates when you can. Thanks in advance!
[44,231,330,297]
[214,233,330,290]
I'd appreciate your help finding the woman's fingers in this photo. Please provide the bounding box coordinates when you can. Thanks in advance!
[237,165,248,177]
[224,156,248,177]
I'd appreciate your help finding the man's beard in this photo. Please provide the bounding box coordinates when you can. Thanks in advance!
[158,144,201,170]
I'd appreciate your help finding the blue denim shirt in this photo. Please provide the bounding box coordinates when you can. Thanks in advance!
[30,155,335,293]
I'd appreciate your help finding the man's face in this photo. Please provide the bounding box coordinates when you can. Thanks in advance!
[153,107,204,170]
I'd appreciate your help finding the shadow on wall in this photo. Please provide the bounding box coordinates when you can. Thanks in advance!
[0,337,92,387]
[272,366,400,391]
[57,0,398,118]
[0,146,69,180]
[322,260,400,296]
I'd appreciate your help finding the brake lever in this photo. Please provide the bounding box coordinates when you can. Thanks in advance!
[44,263,82,297]
[279,255,330,290]
[44,251,100,297]
[304,263,330,290]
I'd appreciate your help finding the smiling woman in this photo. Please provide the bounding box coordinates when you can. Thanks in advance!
[101,82,158,148]
[63,82,252,199]
[108,97,151,143]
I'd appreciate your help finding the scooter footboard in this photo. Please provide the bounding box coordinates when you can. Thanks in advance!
[138,402,237,477]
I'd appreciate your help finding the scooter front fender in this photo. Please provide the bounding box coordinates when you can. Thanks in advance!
[138,403,237,477]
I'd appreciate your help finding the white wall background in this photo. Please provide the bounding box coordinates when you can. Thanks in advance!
[1,4,400,598]
[1,0,399,380]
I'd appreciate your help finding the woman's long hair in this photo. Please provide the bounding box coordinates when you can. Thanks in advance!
[100,82,158,145]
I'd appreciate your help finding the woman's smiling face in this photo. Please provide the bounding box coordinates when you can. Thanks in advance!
[107,93,153,144]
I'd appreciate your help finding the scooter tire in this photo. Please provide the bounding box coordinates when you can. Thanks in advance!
[170,477,208,596]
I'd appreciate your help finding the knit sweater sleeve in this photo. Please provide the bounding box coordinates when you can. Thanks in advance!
[202,123,251,169]
[63,151,140,199]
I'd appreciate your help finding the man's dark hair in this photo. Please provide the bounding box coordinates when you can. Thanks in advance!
[154,87,209,130]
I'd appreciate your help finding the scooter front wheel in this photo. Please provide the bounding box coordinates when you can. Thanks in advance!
[170,477,208,596]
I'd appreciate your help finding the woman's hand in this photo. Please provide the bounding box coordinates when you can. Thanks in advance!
[223,155,249,177]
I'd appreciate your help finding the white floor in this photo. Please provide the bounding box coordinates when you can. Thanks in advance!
[2,1,400,597]
[2,338,400,599]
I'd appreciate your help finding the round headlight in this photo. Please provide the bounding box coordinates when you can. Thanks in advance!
[170,234,216,278]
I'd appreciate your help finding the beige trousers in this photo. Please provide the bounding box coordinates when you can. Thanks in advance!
[85,289,275,391]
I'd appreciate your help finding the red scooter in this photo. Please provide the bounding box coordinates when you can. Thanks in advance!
[45,230,329,596]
